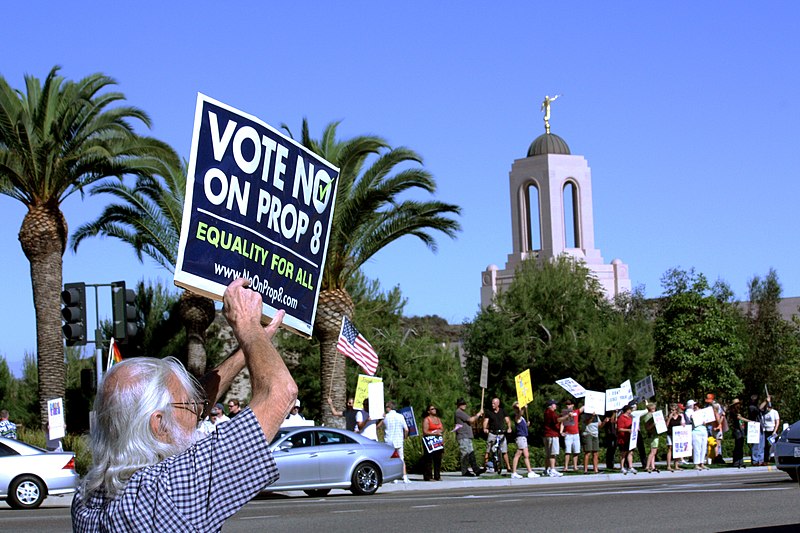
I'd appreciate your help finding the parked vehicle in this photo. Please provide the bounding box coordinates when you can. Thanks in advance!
[265,426,403,496]
[775,420,800,481]
[0,437,79,509]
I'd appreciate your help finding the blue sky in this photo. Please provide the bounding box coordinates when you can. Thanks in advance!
[2,2,799,376]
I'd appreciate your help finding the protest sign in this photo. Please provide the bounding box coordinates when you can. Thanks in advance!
[634,375,655,401]
[672,426,692,458]
[479,356,489,389]
[398,406,418,437]
[629,414,640,450]
[175,94,340,337]
[605,387,626,411]
[747,421,761,444]
[515,369,534,406]
[47,397,65,440]
[368,381,384,420]
[555,377,586,398]
[583,390,606,414]
[423,435,444,454]
[653,410,668,434]
[692,406,715,426]
[619,380,634,404]
[354,374,382,409]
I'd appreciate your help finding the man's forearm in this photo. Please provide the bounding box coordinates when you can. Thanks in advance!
[201,348,246,411]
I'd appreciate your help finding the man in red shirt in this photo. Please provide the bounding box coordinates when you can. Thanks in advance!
[560,398,581,472]
[544,399,570,477]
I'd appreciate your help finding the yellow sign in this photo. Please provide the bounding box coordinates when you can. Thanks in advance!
[515,369,534,406]
[354,374,383,409]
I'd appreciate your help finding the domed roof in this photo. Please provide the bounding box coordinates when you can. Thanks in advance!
[527,132,570,157]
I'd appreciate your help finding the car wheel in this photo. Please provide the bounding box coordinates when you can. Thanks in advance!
[303,489,331,497]
[350,462,380,495]
[788,470,798,482]
[8,475,46,509]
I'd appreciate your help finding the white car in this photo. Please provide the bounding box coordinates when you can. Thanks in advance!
[0,437,80,509]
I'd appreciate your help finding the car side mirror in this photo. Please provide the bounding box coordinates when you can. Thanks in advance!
[279,442,294,451]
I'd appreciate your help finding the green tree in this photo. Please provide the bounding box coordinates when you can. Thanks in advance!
[742,269,800,421]
[652,268,746,402]
[0,66,177,420]
[463,256,653,429]
[70,160,216,376]
[282,120,461,426]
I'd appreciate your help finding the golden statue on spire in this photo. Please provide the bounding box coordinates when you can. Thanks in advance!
[541,94,561,134]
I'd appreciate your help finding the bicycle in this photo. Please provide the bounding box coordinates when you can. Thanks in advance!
[487,430,508,475]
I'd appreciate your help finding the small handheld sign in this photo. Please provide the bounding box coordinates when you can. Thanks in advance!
[175,94,339,337]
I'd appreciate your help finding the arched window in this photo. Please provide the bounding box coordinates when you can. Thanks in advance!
[563,181,580,248]
[525,183,541,251]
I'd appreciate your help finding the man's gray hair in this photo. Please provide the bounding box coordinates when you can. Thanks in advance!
[82,357,203,497]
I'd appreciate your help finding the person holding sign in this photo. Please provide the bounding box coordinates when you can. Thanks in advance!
[687,401,709,470]
[560,399,581,472]
[454,398,485,477]
[727,399,747,468]
[72,279,298,532]
[616,404,637,474]
[580,410,608,474]
[762,397,780,465]
[422,405,445,481]
[510,402,539,478]
[665,403,685,471]
[641,403,660,473]
[544,400,570,477]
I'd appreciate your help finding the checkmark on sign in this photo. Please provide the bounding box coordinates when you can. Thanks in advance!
[318,180,332,200]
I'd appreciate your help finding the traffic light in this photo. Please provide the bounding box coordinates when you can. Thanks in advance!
[111,281,139,342]
[61,282,87,346]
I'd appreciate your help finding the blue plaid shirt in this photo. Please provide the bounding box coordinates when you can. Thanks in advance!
[72,407,277,532]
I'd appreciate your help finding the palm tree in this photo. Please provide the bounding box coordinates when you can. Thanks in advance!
[0,66,177,422]
[70,160,216,377]
[283,120,461,426]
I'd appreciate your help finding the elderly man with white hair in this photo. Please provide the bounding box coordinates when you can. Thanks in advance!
[72,279,297,531]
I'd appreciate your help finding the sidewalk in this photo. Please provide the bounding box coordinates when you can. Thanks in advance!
[379,463,783,493]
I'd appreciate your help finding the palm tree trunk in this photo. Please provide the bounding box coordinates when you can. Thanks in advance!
[19,204,68,424]
[315,289,354,428]
[178,291,216,378]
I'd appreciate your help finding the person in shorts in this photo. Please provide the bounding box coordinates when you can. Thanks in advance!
[510,402,539,478]
[561,399,581,471]
[483,397,513,473]
[580,410,607,473]
[543,399,570,477]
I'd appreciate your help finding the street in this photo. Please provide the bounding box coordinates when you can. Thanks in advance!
[1,470,797,532]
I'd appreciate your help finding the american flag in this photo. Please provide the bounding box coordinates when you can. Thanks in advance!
[336,316,379,375]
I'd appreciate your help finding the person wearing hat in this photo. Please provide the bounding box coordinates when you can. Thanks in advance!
[213,403,231,425]
[616,403,636,474]
[454,398,485,477]
[544,399,570,477]
[727,398,747,468]
[285,399,306,424]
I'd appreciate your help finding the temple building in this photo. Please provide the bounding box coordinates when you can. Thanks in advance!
[480,96,631,308]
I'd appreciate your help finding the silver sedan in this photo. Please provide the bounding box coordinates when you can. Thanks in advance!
[0,436,80,509]
[265,426,404,496]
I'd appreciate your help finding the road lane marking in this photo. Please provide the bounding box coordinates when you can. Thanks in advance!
[239,515,280,520]
[332,509,364,513]
[411,505,440,508]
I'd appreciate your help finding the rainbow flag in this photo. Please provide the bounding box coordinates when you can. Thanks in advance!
[107,337,123,369]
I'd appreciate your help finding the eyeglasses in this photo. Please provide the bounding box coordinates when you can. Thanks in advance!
[171,399,209,422]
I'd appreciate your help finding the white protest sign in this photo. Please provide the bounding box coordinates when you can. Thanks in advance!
[47,397,66,440]
[629,415,640,450]
[672,426,692,458]
[634,375,655,401]
[555,377,587,398]
[605,388,626,411]
[653,410,668,434]
[583,390,606,414]
[479,356,489,389]
[692,406,715,426]
[747,421,761,444]
[367,381,384,420]
[619,380,634,403]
